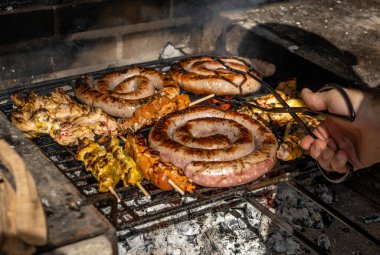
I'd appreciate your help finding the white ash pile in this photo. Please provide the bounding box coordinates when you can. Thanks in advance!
[118,201,267,255]
[117,181,336,255]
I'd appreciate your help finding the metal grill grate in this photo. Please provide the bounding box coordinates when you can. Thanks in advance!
[0,57,309,229]
[1,56,379,254]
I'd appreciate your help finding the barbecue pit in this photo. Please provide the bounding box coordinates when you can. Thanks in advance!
[0,1,379,254]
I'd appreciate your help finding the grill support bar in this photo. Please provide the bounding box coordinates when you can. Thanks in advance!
[242,194,327,255]
[287,181,380,249]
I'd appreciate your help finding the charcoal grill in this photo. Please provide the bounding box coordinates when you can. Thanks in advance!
[1,55,379,254]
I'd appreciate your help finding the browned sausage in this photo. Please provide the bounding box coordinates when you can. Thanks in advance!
[148,106,278,187]
[169,56,261,96]
[74,67,180,118]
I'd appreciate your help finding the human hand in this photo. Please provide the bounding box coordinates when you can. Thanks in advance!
[299,87,380,173]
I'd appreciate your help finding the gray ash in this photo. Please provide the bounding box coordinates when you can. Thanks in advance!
[118,202,266,255]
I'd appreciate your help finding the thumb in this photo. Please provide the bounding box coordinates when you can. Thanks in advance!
[301,88,331,111]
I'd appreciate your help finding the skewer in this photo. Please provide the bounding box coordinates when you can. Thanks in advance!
[136,182,151,199]
[189,94,215,107]
[108,186,121,203]
[168,179,185,195]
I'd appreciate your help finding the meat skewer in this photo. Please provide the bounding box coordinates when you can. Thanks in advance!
[188,94,215,107]
[119,93,215,133]
[76,136,150,199]
[119,93,190,133]
[122,133,195,194]
[76,138,122,194]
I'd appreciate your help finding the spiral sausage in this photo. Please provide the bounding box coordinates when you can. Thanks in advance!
[148,106,278,187]
[169,56,261,96]
[74,67,180,118]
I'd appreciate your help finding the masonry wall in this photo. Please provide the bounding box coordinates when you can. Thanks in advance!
[0,0,212,89]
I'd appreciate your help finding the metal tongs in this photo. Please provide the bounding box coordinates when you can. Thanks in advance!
[212,56,355,183]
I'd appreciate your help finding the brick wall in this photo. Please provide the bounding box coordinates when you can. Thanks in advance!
[0,0,271,89]
[0,0,211,89]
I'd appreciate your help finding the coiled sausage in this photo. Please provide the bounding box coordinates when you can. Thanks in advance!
[148,106,278,187]
[169,56,261,96]
[74,67,180,118]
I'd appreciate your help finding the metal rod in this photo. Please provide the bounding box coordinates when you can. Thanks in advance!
[213,56,314,138]
[242,194,327,255]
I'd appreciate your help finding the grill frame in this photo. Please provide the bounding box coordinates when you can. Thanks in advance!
[0,55,312,229]
[1,56,379,254]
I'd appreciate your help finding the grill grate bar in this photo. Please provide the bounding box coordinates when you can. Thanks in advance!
[287,180,380,249]
[242,193,328,255]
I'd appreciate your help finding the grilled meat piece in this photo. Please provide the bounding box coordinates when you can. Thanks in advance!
[123,133,195,193]
[12,88,90,120]
[237,78,324,161]
[76,136,144,192]
[11,89,118,146]
[277,115,323,161]
[119,93,191,133]
[76,138,121,192]
[74,67,180,118]
[148,106,278,188]
[169,56,261,96]
[98,136,143,186]
[52,108,118,146]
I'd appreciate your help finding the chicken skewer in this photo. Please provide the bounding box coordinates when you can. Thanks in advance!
[97,136,150,198]
[76,138,122,201]
[122,133,195,194]
[76,136,150,200]
[119,93,214,133]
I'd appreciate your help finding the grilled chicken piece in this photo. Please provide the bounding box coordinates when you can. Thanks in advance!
[238,97,306,127]
[76,138,121,192]
[90,153,122,193]
[237,78,325,161]
[52,108,118,146]
[98,136,143,187]
[276,115,323,161]
[11,109,57,138]
[12,89,90,121]
[119,93,191,132]
[76,136,145,193]
[123,133,195,193]
[11,89,118,146]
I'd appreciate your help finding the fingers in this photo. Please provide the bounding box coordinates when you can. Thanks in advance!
[309,139,327,160]
[301,88,330,111]
[299,135,314,150]
[331,150,349,173]
[318,147,348,174]
[300,136,349,173]
[301,88,355,117]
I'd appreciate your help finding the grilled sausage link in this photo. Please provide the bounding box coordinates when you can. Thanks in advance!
[74,67,180,118]
[148,106,278,187]
[169,56,261,96]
